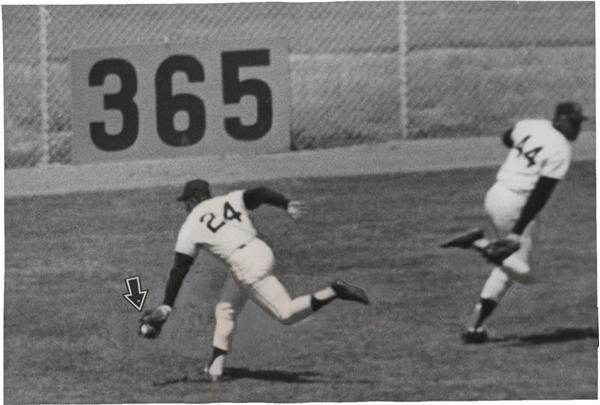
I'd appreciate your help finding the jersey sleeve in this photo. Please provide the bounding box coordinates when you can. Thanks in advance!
[242,187,290,210]
[502,128,514,148]
[510,121,528,143]
[174,220,200,258]
[540,147,571,180]
[227,190,248,212]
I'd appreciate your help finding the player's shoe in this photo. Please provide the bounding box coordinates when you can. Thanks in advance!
[331,280,370,305]
[203,366,222,383]
[461,327,489,344]
[204,355,225,382]
[440,228,484,249]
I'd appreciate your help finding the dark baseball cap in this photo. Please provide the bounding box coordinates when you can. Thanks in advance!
[554,102,588,121]
[176,179,211,201]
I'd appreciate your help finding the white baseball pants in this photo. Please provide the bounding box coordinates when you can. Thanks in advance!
[481,182,535,297]
[212,238,313,351]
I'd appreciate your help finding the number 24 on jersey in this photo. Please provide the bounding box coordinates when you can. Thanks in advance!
[200,202,242,233]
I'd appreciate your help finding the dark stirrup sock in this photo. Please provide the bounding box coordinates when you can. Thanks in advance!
[208,347,228,366]
[310,295,336,311]
[475,298,498,329]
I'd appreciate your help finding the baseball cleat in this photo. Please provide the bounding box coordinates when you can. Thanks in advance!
[332,279,370,305]
[203,366,222,383]
[204,354,225,382]
[461,327,489,344]
[440,228,485,249]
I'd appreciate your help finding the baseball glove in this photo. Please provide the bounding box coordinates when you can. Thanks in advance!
[481,238,520,265]
[139,305,171,339]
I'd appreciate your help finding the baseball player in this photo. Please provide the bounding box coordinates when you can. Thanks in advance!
[139,179,370,381]
[441,101,587,343]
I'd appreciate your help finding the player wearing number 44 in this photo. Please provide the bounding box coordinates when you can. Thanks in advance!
[139,179,370,381]
[441,101,587,344]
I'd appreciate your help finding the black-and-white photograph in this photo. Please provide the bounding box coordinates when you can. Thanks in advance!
[3,1,596,402]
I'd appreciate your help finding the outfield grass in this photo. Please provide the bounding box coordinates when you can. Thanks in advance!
[4,161,596,402]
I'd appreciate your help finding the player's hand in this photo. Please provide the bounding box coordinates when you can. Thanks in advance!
[139,304,171,339]
[287,200,306,220]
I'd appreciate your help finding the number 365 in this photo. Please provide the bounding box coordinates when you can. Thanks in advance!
[88,49,273,151]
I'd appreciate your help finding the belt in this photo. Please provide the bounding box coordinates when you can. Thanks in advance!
[226,238,256,260]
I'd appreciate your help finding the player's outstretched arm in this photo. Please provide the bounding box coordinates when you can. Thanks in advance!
[243,187,291,210]
[243,187,306,219]
[512,176,559,236]
[139,252,194,339]
[163,252,195,306]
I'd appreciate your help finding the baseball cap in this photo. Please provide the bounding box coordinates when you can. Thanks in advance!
[176,179,211,201]
[554,102,588,121]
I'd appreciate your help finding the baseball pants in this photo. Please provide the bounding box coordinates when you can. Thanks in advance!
[481,182,535,297]
[212,238,314,351]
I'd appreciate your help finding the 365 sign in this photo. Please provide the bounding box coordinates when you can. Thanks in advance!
[71,39,290,163]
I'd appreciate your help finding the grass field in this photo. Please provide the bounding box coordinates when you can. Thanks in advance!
[4,161,597,402]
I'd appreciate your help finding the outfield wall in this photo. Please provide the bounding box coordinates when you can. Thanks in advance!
[5,134,595,198]
[3,2,595,167]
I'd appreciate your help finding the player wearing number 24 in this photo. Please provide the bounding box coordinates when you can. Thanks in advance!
[139,179,370,381]
[441,101,587,343]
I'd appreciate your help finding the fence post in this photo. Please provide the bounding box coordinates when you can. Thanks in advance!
[397,1,408,139]
[38,5,50,166]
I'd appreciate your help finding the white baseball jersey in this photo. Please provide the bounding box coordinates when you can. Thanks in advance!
[496,119,572,194]
[175,190,257,261]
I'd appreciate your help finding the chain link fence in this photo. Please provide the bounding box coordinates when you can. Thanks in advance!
[3,2,595,168]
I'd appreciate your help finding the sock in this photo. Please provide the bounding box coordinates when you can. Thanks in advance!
[310,295,335,311]
[474,298,497,329]
[310,287,337,311]
[208,346,227,367]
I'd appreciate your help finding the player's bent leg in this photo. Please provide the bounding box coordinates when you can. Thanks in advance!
[484,182,527,232]
[480,267,512,302]
[249,276,370,325]
[249,275,313,325]
[484,188,535,283]
[461,183,534,344]
[500,231,534,284]
[501,257,533,284]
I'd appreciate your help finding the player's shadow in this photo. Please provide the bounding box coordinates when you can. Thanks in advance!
[224,367,374,384]
[490,327,598,346]
[154,367,373,385]
[224,367,325,383]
